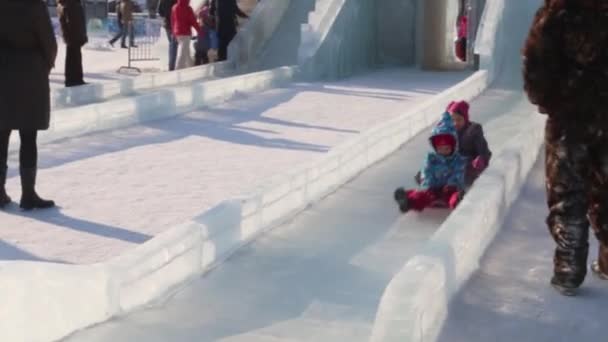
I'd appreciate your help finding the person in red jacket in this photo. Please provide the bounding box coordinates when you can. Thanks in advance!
[455,13,468,61]
[171,0,201,69]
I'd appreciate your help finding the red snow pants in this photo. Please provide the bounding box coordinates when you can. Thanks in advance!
[406,187,461,211]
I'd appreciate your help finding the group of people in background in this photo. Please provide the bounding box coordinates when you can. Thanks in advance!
[158,0,248,71]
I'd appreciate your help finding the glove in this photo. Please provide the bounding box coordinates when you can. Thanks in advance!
[472,156,486,171]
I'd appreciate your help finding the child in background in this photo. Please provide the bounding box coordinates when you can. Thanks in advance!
[395,112,466,213]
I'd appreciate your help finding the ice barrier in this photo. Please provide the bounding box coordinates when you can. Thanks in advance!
[51,62,233,109]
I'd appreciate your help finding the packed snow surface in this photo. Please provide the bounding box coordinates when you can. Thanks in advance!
[437,155,608,342]
[1,68,468,264]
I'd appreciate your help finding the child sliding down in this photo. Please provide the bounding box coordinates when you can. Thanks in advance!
[395,112,466,213]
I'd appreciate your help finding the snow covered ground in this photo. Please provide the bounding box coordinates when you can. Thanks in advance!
[0,68,469,264]
[61,95,536,342]
[437,155,608,342]
[60,70,537,342]
[60,15,540,334]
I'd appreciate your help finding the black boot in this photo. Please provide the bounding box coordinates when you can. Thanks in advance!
[0,166,11,208]
[19,167,54,210]
[550,276,579,296]
[394,187,410,213]
[550,244,589,296]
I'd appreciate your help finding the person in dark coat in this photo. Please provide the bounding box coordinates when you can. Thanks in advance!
[210,0,248,61]
[446,100,491,184]
[523,0,608,296]
[158,0,178,70]
[0,0,57,210]
[57,0,88,87]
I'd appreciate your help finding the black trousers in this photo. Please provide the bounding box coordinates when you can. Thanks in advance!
[65,44,84,87]
[0,130,38,169]
[545,117,608,286]
[218,28,236,61]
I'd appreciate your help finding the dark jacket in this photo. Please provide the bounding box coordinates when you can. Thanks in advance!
[158,0,178,29]
[457,121,491,163]
[120,0,135,25]
[0,0,57,131]
[57,0,88,47]
[211,0,248,36]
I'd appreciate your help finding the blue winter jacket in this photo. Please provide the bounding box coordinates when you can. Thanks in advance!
[420,112,466,190]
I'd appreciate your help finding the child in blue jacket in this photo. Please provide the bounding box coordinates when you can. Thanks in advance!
[395,112,466,212]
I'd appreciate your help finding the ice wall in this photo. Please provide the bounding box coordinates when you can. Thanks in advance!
[300,0,376,80]
[375,0,417,66]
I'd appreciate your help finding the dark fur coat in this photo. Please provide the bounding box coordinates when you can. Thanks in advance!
[523,0,608,131]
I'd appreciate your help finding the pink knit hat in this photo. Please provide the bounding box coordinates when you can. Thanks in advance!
[447,101,470,122]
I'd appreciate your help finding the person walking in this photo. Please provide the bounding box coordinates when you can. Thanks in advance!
[211,0,248,61]
[57,0,88,87]
[158,0,178,70]
[109,0,136,48]
[523,0,608,296]
[171,0,201,69]
[0,0,57,210]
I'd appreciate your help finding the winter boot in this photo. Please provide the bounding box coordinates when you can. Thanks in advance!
[591,245,608,280]
[0,166,11,208]
[550,244,589,296]
[394,187,410,213]
[19,167,54,210]
[550,276,579,296]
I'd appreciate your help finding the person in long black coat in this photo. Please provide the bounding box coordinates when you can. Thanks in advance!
[57,0,88,87]
[211,0,248,61]
[0,0,57,210]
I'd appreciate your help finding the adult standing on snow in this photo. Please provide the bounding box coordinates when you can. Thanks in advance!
[57,0,88,87]
[0,0,57,210]
[109,0,136,48]
[158,0,178,70]
[171,0,202,69]
[211,0,248,61]
[523,0,608,296]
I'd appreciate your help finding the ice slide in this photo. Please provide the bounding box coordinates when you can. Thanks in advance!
[61,2,541,341]
[437,156,608,342]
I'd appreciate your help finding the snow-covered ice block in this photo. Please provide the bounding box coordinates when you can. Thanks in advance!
[51,61,233,109]
[106,221,204,312]
[370,114,546,342]
[0,262,110,342]
[31,66,298,152]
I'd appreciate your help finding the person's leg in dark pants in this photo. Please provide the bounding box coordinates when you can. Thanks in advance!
[545,118,592,295]
[218,27,236,61]
[65,44,84,87]
[18,130,54,210]
[0,130,11,207]
[165,26,177,71]
[109,23,124,47]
